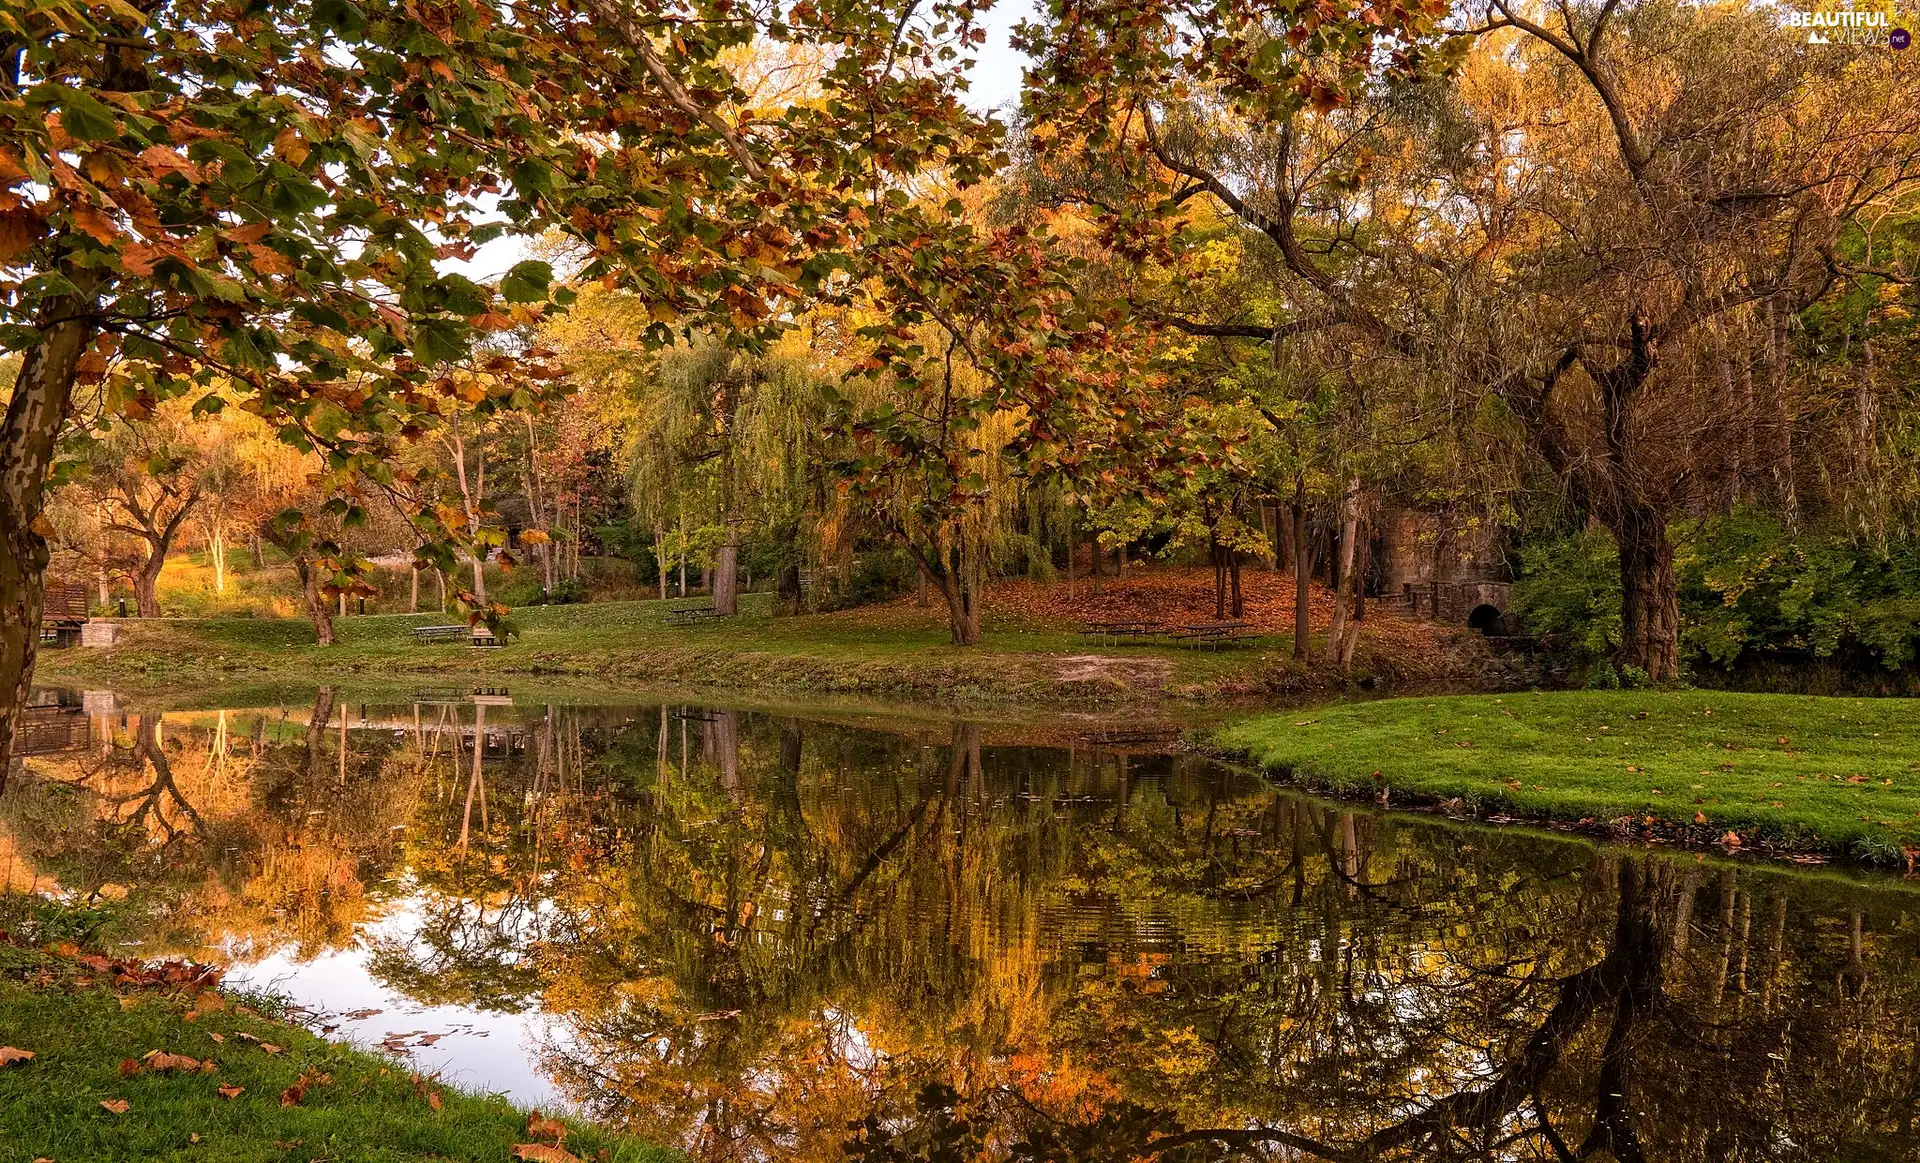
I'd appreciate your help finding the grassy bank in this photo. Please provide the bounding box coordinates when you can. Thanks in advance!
[1213,691,1920,863]
[0,908,666,1162]
[36,574,1476,707]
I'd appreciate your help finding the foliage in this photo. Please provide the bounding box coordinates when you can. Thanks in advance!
[1516,512,1920,675]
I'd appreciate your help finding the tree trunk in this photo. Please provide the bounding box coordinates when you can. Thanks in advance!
[921,538,982,646]
[1229,553,1244,619]
[1211,534,1228,619]
[410,566,420,613]
[1610,506,1680,682]
[249,534,265,569]
[653,521,668,601]
[0,300,98,783]
[209,518,225,594]
[291,551,336,647]
[713,527,740,616]
[1291,492,1312,661]
[1326,480,1360,658]
[135,558,163,618]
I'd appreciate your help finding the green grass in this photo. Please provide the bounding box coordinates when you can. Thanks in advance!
[0,934,671,1163]
[34,594,1435,707]
[1213,691,1920,861]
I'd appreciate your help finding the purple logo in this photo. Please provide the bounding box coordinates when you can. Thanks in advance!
[1894,27,1913,49]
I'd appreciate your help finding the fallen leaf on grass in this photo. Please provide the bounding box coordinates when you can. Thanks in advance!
[258,1043,284,1055]
[526,1110,569,1142]
[0,1046,34,1066]
[207,1032,225,1043]
[100,1099,130,1114]
[143,1050,207,1072]
[118,1058,142,1076]
[280,1069,331,1107]
[217,1084,245,1099]
[513,1145,582,1163]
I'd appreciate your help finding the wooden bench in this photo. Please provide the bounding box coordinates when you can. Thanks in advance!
[1078,619,1164,645]
[413,624,503,647]
[39,580,90,647]
[1168,621,1256,649]
[664,604,723,626]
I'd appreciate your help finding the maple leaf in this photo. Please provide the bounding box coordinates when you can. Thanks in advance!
[0,1046,35,1066]
[71,204,120,245]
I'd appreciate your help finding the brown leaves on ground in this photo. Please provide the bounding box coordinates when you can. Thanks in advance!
[830,565,1450,661]
[100,1098,131,1114]
[512,1145,582,1163]
[410,1072,445,1111]
[526,1109,570,1142]
[0,1046,35,1066]
[280,1068,331,1107]
[141,1049,213,1073]
[217,1084,245,1099]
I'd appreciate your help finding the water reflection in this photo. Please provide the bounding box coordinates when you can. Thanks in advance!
[5,687,1919,1161]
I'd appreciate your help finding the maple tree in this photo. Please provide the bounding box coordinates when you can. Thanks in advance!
[0,0,1001,768]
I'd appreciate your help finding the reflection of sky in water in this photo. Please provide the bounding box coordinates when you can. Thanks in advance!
[222,896,569,1110]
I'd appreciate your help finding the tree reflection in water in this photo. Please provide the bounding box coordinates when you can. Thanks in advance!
[4,695,1918,1161]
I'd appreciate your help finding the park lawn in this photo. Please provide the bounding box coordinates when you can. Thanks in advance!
[1214,691,1920,861]
[33,593,1390,706]
[0,934,668,1163]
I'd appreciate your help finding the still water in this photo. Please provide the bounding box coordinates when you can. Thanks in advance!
[6,687,1920,1161]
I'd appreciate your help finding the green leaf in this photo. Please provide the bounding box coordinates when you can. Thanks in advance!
[499,260,553,304]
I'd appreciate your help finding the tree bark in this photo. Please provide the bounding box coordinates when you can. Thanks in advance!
[652,521,668,601]
[288,548,336,646]
[0,296,98,783]
[1327,480,1360,661]
[1610,505,1680,681]
[713,525,741,615]
[1291,491,1312,661]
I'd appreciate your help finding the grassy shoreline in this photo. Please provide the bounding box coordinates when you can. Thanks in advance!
[1212,691,1920,864]
[0,910,667,1162]
[34,595,1483,708]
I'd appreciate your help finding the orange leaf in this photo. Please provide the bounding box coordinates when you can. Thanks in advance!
[71,204,119,244]
[100,1099,131,1115]
[512,1146,581,1163]
[217,1084,245,1099]
[526,1110,568,1142]
[0,206,44,261]
[0,1047,35,1066]
[142,1050,205,1072]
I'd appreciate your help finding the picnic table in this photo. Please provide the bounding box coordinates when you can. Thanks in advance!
[1168,620,1256,649]
[664,604,724,626]
[1078,619,1165,645]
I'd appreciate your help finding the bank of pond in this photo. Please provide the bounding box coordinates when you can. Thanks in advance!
[2,688,1917,1160]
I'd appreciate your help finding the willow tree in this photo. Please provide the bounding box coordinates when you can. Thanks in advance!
[1021,0,1920,681]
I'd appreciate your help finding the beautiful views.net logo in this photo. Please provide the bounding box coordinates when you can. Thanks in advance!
[1780,3,1910,46]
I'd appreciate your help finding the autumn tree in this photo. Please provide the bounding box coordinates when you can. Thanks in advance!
[1020,0,1920,681]
[0,0,1003,769]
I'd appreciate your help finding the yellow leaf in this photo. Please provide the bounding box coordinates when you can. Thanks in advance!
[513,1145,581,1163]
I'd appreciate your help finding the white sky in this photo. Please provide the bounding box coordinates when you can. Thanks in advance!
[449,2,1039,284]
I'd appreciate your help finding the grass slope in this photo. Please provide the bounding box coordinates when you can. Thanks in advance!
[0,937,668,1163]
[1214,691,1920,861]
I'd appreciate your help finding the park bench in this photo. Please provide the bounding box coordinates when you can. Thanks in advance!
[1078,619,1165,645]
[664,604,723,626]
[1168,620,1256,650]
[411,624,501,647]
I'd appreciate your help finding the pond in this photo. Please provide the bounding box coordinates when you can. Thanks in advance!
[6,686,1920,1161]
